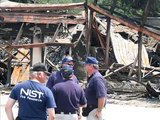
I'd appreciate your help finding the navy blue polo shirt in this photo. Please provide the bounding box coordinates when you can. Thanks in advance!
[10,80,56,120]
[46,70,78,89]
[85,71,107,106]
[51,79,87,113]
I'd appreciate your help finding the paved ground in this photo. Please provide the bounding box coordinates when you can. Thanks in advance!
[1,93,160,120]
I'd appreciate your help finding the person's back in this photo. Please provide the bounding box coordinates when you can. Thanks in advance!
[46,56,78,89]
[11,80,54,120]
[5,63,56,120]
[52,80,85,113]
[51,65,86,120]
[46,70,78,89]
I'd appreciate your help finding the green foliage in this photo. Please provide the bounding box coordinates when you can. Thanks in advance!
[10,0,88,3]
[10,0,29,3]
[37,0,72,4]
[98,0,160,17]
[39,0,98,4]
[36,0,87,4]
[8,0,160,17]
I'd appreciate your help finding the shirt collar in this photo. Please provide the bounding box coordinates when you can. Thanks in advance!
[31,79,40,83]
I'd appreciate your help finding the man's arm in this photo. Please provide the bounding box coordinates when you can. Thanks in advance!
[78,89,87,120]
[95,97,106,118]
[46,72,56,89]
[47,108,56,120]
[97,97,105,111]
[5,98,16,120]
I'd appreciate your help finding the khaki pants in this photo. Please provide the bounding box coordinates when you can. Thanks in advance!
[56,113,78,120]
[87,108,106,120]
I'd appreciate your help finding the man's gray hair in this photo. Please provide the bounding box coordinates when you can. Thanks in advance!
[93,64,99,69]
[29,71,39,78]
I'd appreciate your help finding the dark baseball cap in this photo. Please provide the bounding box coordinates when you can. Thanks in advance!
[30,63,51,75]
[61,65,74,78]
[61,56,75,64]
[83,57,98,64]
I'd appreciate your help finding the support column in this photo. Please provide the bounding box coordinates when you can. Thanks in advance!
[31,27,42,65]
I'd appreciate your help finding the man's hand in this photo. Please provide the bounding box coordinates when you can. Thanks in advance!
[95,109,102,118]
[78,114,82,120]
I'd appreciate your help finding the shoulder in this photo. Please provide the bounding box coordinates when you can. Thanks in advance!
[93,71,104,80]
[94,71,103,77]
[49,71,58,77]
[72,74,78,79]
[48,71,61,82]
[40,84,51,91]
[90,72,105,85]
[40,85,54,96]
[13,80,29,89]
[51,82,63,93]
[53,82,64,88]
[69,81,83,91]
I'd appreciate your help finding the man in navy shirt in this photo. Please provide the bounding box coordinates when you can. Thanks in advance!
[5,63,56,120]
[46,56,78,89]
[51,65,87,120]
[82,57,107,120]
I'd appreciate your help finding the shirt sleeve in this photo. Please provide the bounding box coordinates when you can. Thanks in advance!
[46,72,56,89]
[51,86,56,95]
[79,88,87,105]
[46,89,57,108]
[73,75,79,84]
[94,77,107,98]
[9,86,18,100]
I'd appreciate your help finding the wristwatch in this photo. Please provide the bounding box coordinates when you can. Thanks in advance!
[97,108,102,112]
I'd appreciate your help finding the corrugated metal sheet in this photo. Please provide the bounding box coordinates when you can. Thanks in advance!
[110,27,150,67]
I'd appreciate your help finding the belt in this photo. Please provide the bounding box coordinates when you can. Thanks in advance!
[55,111,77,114]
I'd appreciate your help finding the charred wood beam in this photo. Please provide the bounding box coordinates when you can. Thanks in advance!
[92,23,105,54]
[113,63,160,73]
[15,23,24,44]
[138,0,151,82]
[51,23,61,42]
[6,55,12,86]
[86,9,93,57]
[0,2,85,11]
[0,46,17,59]
[0,23,59,37]
[4,41,30,60]
[105,19,111,67]
[46,58,59,71]
[146,81,160,98]
[94,17,106,29]
[0,12,84,18]
[88,4,160,41]
[128,55,138,77]
[142,68,155,79]
[21,51,30,62]
[84,0,89,58]
[99,5,160,31]
[73,26,84,47]
[2,42,74,49]
[116,74,147,87]
[105,0,116,68]
[0,12,85,24]
[104,62,133,77]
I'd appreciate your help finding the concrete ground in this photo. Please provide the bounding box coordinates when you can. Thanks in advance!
[1,93,160,120]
